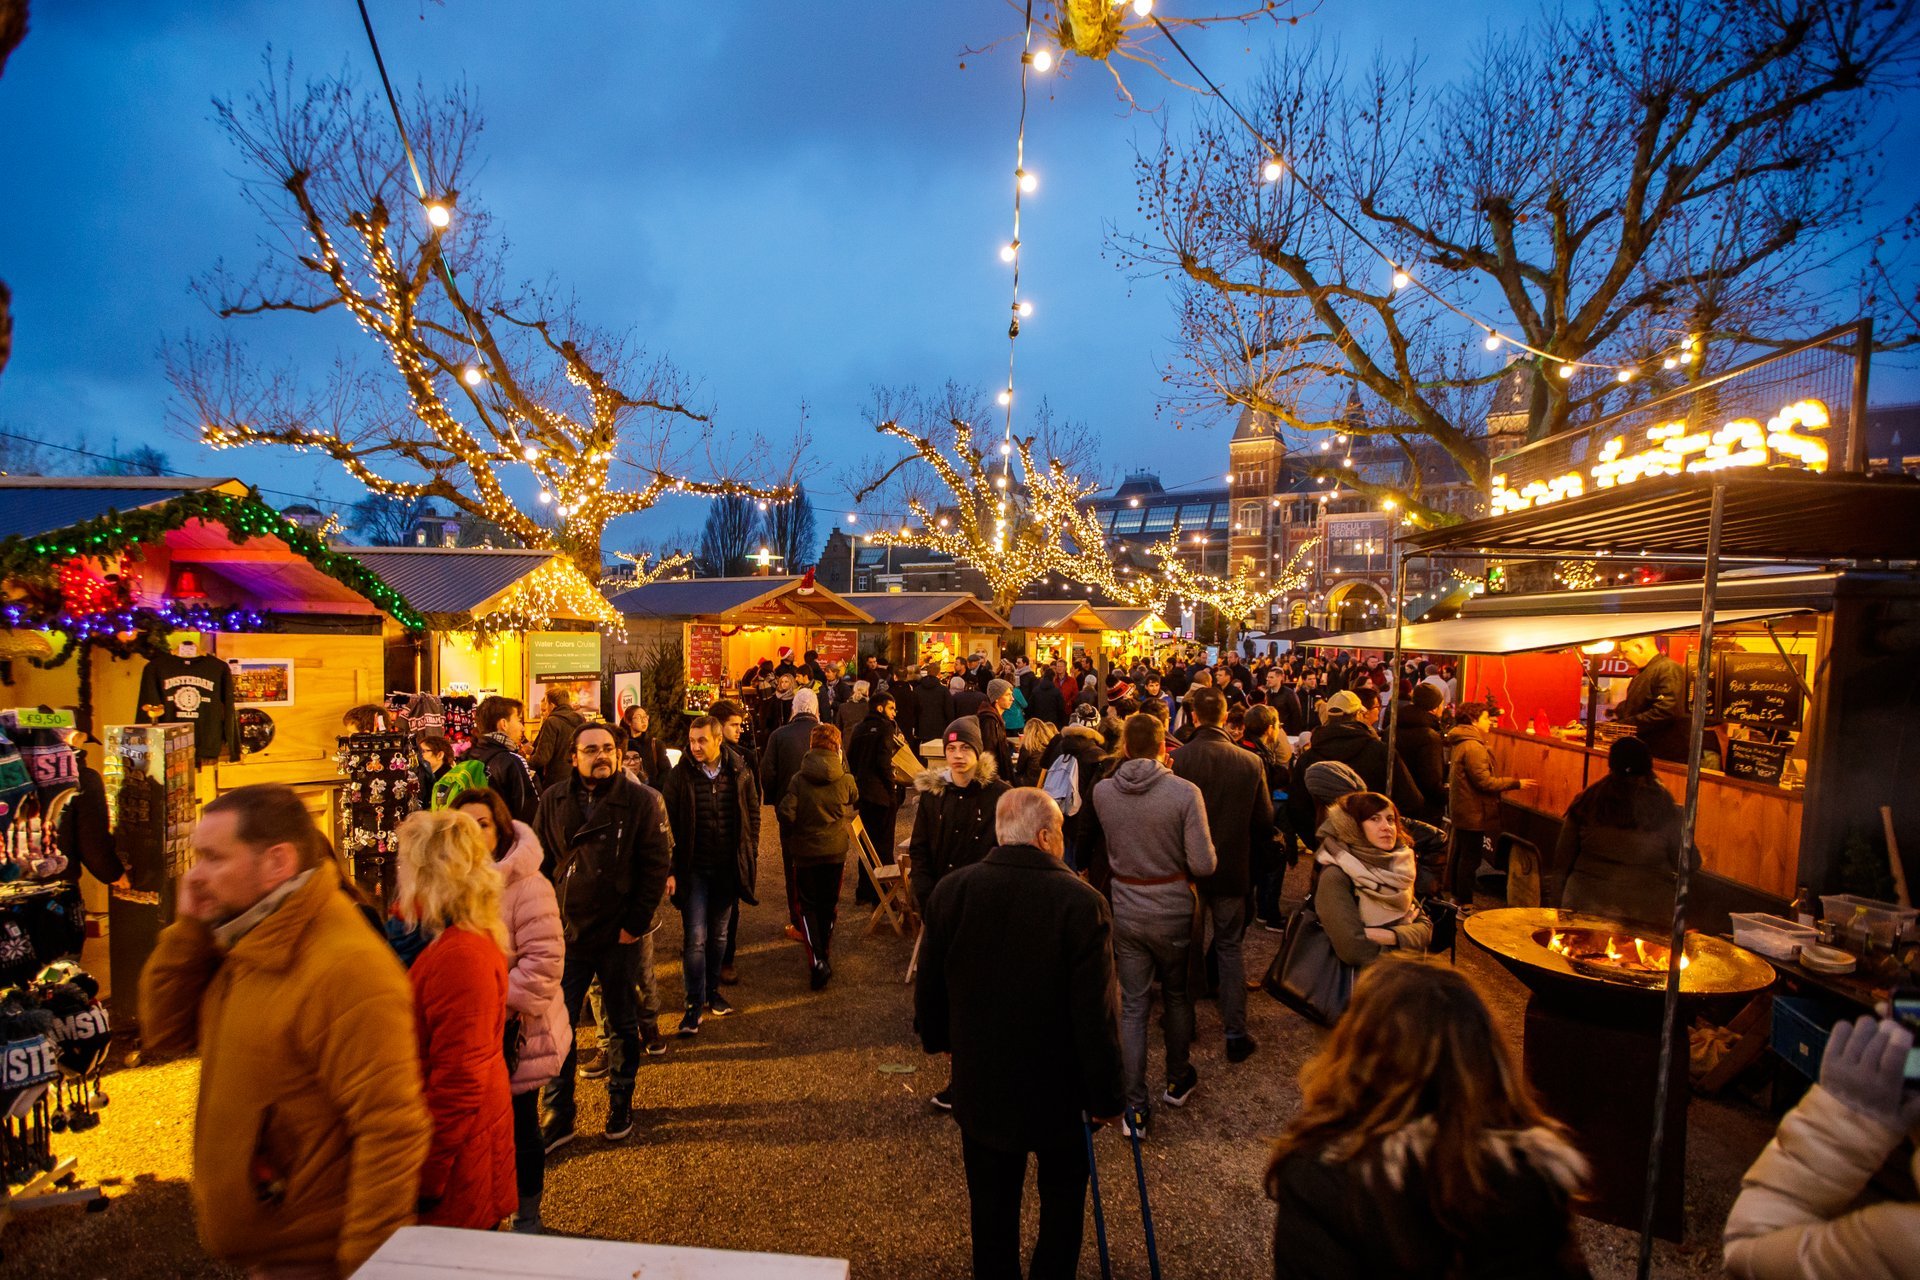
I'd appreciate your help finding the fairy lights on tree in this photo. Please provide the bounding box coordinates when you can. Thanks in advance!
[167,59,792,578]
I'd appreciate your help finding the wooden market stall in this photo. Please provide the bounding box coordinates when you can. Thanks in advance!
[1007,600,1110,667]
[345,546,621,742]
[0,478,425,1011]
[1091,606,1175,664]
[608,576,874,713]
[842,592,1007,674]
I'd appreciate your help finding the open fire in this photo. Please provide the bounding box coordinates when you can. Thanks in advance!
[1539,927,1691,986]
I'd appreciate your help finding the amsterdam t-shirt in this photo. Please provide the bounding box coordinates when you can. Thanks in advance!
[136,654,238,762]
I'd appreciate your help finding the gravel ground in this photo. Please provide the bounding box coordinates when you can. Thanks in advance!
[2,807,1774,1278]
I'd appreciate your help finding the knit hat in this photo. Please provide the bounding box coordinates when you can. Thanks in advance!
[942,717,984,754]
[987,678,1012,701]
[792,688,819,718]
[1324,689,1364,718]
[1304,760,1367,804]
[1070,703,1101,728]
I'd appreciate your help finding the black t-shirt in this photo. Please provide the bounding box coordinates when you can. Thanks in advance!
[136,653,238,762]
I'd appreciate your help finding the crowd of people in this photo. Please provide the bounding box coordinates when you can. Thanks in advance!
[134,641,1916,1279]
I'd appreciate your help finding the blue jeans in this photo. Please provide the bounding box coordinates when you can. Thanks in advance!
[681,869,736,1010]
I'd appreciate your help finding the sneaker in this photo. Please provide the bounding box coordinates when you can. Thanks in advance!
[1163,1068,1198,1108]
[677,1007,702,1037]
[784,924,806,944]
[540,1117,576,1155]
[603,1100,633,1142]
[1226,1034,1259,1065]
[641,1033,669,1056]
[719,964,740,986]
[809,959,832,991]
[705,994,736,1018]
[578,1049,610,1080]
[929,1087,954,1113]
[1120,1106,1150,1140]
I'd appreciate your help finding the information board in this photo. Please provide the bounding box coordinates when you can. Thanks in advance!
[1713,650,1805,731]
[1724,738,1791,785]
[811,628,857,666]
[528,632,604,680]
[686,623,724,685]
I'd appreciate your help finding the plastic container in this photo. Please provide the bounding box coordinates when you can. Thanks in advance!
[1818,894,1919,948]
[1730,912,1816,961]
[1771,995,1839,1081]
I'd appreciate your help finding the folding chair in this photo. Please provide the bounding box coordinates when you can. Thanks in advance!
[853,817,911,938]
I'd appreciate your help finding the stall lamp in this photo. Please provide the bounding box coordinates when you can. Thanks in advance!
[1580,640,1617,655]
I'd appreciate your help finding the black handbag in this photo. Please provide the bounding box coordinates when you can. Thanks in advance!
[1262,900,1355,1026]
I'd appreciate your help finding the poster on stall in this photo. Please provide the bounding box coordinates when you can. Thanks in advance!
[527,632,603,715]
[685,623,724,712]
[811,628,857,667]
[613,671,646,719]
[229,658,295,707]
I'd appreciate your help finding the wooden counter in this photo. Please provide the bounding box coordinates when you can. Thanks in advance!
[1487,728,1801,898]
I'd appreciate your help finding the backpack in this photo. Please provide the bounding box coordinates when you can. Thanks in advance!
[431,758,489,810]
[1042,752,1081,817]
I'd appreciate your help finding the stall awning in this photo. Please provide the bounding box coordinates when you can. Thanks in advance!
[842,592,1008,631]
[1302,606,1813,657]
[346,547,620,631]
[608,576,874,626]
[1402,471,1920,563]
[1008,600,1109,633]
[1092,607,1166,633]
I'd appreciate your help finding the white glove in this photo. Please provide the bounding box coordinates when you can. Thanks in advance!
[1818,1015,1920,1134]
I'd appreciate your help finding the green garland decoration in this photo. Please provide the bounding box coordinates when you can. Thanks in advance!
[0,488,426,629]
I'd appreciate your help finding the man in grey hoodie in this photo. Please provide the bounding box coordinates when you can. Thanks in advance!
[1090,712,1216,1139]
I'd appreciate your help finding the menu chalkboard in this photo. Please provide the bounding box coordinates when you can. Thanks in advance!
[1714,650,1805,731]
[1725,738,1791,785]
[686,623,724,685]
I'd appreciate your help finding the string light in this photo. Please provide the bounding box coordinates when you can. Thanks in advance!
[1000,242,1018,262]
[1261,156,1284,182]
[424,200,452,229]
[461,364,485,386]
[1016,167,1038,194]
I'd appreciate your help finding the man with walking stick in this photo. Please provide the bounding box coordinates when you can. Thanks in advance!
[915,787,1124,1280]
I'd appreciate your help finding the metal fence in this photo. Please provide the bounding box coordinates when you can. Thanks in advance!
[1490,322,1871,514]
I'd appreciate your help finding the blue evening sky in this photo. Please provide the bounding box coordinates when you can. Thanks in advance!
[1,2,1914,550]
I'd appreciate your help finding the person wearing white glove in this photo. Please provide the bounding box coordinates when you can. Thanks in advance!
[1723,1013,1920,1278]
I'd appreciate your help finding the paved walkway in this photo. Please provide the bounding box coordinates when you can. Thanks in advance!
[3,809,1771,1277]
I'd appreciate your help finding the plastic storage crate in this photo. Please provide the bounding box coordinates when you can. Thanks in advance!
[1770,995,1839,1081]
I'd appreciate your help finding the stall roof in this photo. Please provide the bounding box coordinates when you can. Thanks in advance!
[0,476,238,540]
[1092,607,1163,633]
[1402,471,1920,563]
[608,576,874,625]
[1302,606,1811,656]
[843,592,1008,630]
[344,547,619,630]
[1008,600,1110,633]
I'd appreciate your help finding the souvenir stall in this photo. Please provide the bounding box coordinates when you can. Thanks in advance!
[1090,606,1174,665]
[842,593,1007,675]
[1007,600,1109,667]
[345,546,621,752]
[608,576,874,713]
[0,477,422,1018]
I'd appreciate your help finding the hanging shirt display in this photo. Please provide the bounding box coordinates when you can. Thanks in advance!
[136,653,239,762]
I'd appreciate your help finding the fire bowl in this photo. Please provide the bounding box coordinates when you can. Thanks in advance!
[1465,907,1775,1003]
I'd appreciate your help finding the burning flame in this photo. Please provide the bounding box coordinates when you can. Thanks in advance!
[1545,928,1690,973]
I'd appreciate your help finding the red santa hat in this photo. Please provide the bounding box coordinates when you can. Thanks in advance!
[798,566,816,594]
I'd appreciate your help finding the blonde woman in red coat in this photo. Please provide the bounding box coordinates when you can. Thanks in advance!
[393,809,519,1232]
[454,787,570,1233]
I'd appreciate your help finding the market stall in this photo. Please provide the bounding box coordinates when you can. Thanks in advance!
[0,477,423,1016]
[346,546,621,749]
[608,576,874,713]
[1007,600,1109,667]
[1091,606,1174,664]
[842,592,1007,674]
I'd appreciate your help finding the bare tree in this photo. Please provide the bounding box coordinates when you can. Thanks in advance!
[1121,0,1920,509]
[348,493,432,546]
[761,482,819,572]
[697,493,760,577]
[850,384,1109,614]
[167,57,791,574]
[0,0,28,384]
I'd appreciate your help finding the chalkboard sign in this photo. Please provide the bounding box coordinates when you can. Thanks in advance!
[1714,650,1805,731]
[1724,738,1791,785]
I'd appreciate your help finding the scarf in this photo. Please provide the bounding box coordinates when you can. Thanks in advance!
[212,868,315,950]
[1314,807,1417,928]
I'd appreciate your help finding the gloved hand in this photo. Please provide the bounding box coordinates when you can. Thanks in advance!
[1818,1015,1920,1134]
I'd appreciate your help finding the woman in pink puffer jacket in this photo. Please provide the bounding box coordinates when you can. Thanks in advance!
[452,787,569,1234]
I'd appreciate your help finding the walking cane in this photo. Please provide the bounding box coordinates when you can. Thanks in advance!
[1083,1114,1112,1280]
[1127,1113,1163,1280]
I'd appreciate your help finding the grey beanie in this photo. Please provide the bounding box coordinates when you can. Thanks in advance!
[1304,760,1368,804]
[942,717,984,754]
[987,678,1013,701]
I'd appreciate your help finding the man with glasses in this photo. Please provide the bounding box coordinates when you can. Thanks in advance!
[534,724,673,1150]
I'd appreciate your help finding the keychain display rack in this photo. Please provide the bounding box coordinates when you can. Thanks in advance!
[335,731,419,907]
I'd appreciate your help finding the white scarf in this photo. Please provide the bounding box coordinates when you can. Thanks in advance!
[1314,808,1417,928]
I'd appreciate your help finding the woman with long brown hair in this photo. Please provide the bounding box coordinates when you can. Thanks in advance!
[1266,963,1591,1278]
[1312,791,1430,966]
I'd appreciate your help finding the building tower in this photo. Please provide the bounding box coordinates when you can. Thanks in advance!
[1228,406,1285,622]
[1484,359,1535,469]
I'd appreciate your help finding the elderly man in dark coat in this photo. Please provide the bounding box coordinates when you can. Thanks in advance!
[916,787,1123,1280]
[1170,685,1275,1064]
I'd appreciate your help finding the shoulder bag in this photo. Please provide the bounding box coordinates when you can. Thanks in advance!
[1262,898,1355,1026]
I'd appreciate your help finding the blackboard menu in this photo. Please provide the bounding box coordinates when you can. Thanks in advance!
[686,623,724,685]
[1724,738,1791,785]
[1714,650,1805,731]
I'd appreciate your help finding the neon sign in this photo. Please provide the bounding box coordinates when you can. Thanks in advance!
[1491,399,1831,515]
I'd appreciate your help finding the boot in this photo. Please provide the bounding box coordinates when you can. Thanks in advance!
[511,1194,545,1234]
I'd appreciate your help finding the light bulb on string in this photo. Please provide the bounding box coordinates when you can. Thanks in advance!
[1483,331,1501,352]
[523,445,541,462]
[1261,157,1284,182]
[999,242,1018,263]
[1000,441,1012,456]
[424,200,452,229]
[537,491,553,504]
[1663,357,1677,370]
[1391,268,1411,291]
[1557,364,1576,379]
[1016,300,1034,318]
[997,389,1013,407]
[1016,168,1038,194]
[1616,369,1633,384]
[1029,48,1054,72]
[1131,0,1153,14]
[461,364,485,387]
